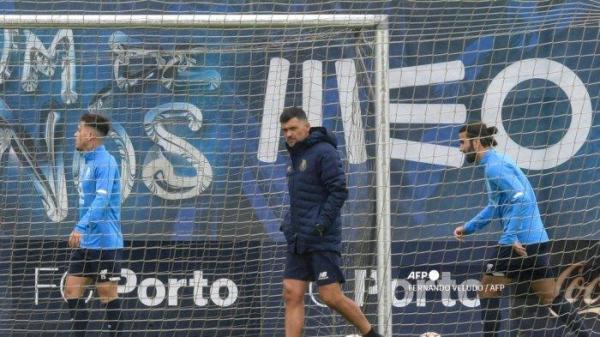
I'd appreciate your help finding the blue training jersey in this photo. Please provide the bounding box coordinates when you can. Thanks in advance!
[463,150,549,245]
[74,145,123,249]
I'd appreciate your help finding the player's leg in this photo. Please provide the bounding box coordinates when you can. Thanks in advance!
[64,275,92,299]
[95,249,124,337]
[479,244,514,337]
[283,252,311,337]
[96,281,122,336]
[283,278,308,337]
[478,274,511,337]
[531,278,590,337]
[65,248,93,337]
[318,283,374,335]
[530,277,557,305]
[313,252,381,337]
[526,242,590,337]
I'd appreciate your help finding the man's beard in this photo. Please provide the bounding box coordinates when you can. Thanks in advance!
[465,152,477,163]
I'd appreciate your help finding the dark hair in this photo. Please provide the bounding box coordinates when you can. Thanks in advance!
[80,113,111,137]
[279,107,307,124]
[459,122,498,147]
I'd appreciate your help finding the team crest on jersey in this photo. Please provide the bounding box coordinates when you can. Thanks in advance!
[299,159,307,172]
[287,165,293,174]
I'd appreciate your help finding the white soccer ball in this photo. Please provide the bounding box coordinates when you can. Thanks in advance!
[420,332,441,337]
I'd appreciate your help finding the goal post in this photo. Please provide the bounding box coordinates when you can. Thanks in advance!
[0,14,391,337]
[0,14,387,28]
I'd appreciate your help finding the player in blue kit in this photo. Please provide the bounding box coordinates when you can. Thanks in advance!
[65,113,124,337]
[453,122,589,337]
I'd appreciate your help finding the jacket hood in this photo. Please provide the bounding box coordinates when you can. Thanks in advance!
[287,127,337,152]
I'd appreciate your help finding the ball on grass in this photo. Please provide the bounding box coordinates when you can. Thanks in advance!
[420,332,441,337]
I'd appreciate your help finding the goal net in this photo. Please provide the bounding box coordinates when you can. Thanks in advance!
[0,13,389,337]
[1,2,600,337]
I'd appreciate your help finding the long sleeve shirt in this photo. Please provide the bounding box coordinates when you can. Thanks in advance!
[74,145,123,249]
[463,150,549,245]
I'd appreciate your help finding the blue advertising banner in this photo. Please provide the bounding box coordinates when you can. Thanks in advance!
[9,239,262,337]
[5,240,599,336]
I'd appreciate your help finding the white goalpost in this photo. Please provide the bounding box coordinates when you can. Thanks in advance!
[0,14,391,337]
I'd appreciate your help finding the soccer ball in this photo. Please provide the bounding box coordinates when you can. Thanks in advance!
[420,333,441,337]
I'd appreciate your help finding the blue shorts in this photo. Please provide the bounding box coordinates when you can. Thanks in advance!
[284,251,345,286]
[68,248,123,283]
[484,242,555,282]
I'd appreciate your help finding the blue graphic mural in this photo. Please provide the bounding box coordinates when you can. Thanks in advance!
[0,12,596,242]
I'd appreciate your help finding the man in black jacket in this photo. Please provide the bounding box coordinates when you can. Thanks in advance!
[279,107,382,337]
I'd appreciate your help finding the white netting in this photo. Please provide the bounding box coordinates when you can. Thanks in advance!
[0,15,385,337]
[0,3,599,337]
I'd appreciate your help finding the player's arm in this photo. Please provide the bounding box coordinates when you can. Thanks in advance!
[487,164,527,245]
[74,160,117,230]
[463,201,498,234]
[316,147,348,234]
[454,202,497,241]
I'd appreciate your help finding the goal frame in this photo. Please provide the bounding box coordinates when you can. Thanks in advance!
[0,14,391,337]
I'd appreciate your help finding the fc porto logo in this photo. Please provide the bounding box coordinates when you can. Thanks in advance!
[299,159,307,172]
[84,167,92,179]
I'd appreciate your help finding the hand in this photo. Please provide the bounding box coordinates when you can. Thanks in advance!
[453,225,466,241]
[314,224,325,237]
[512,241,527,257]
[68,231,81,248]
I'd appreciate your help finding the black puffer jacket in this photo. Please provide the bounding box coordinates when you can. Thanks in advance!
[281,127,348,253]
